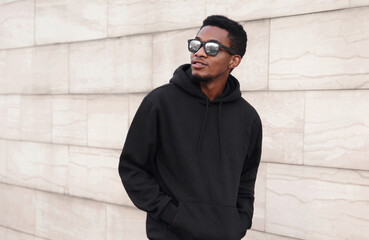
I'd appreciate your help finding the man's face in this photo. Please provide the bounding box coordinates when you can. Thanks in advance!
[190,25,234,82]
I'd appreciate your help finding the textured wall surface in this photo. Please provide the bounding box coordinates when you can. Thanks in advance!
[1,0,369,239]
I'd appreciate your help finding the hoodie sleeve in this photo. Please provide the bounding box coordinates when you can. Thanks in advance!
[237,118,263,229]
[118,97,178,225]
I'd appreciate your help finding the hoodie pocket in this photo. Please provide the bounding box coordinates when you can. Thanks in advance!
[168,201,246,240]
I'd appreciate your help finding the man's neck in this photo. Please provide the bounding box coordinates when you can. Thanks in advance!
[199,79,227,101]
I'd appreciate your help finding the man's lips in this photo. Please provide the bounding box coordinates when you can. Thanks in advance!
[191,59,208,69]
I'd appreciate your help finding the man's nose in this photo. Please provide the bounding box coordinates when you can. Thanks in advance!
[195,45,207,57]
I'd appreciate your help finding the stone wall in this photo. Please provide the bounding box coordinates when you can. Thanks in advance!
[1,1,369,239]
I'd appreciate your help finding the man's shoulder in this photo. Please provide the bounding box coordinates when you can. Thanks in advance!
[145,83,177,103]
[238,97,261,121]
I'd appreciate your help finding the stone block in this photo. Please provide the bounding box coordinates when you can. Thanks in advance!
[0,140,6,182]
[244,229,299,240]
[7,141,68,193]
[269,7,369,90]
[0,226,44,240]
[266,163,369,240]
[0,0,34,49]
[253,162,266,231]
[233,20,269,91]
[128,94,146,125]
[108,0,205,36]
[106,204,146,240]
[0,45,68,94]
[0,184,35,234]
[70,36,152,93]
[35,0,107,44]
[304,90,369,170]
[0,95,21,140]
[244,91,305,164]
[19,96,52,142]
[152,28,197,88]
[52,95,88,145]
[206,0,350,22]
[36,191,106,240]
[87,95,129,149]
[68,145,132,205]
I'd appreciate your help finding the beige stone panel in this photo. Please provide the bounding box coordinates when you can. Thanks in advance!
[128,94,146,125]
[87,95,129,149]
[0,96,4,139]
[36,191,106,240]
[68,146,132,205]
[0,45,68,94]
[351,0,369,7]
[0,140,6,182]
[108,0,205,37]
[106,204,146,240]
[232,20,269,91]
[304,90,369,170]
[0,183,35,234]
[152,28,197,88]
[244,91,304,164]
[20,95,52,142]
[1,226,44,240]
[266,163,369,240]
[269,7,369,90]
[206,0,350,22]
[70,35,152,93]
[7,141,68,193]
[35,0,107,44]
[52,95,88,145]
[252,162,266,231]
[0,0,34,49]
[0,95,21,139]
[244,230,298,240]
[0,96,5,139]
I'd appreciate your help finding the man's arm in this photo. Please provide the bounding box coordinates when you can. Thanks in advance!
[118,97,178,224]
[237,118,263,229]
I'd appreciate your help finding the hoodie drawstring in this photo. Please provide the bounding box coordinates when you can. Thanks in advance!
[218,102,223,167]
[197,97,209,153]
[197,98,224,168]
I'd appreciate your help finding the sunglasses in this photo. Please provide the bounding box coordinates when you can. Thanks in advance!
[188,39,237,56]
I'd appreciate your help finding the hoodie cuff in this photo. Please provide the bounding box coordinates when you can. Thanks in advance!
[239,211,252,229]
[160,202,178,225]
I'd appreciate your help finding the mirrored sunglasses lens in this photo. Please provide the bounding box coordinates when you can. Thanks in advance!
[189,40,201,53]
[205,42,220,55]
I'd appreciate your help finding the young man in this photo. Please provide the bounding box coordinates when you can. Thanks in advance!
[119,15,262,240]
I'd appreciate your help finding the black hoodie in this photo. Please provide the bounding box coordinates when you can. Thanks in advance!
[119,64,262,240]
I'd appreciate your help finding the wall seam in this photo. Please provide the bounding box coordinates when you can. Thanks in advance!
[302,91,307,166]
[0,225,52,240]
[0,181,137,209]
[67,44,70,94]
[1,136,369,172]
[1,4,369,52]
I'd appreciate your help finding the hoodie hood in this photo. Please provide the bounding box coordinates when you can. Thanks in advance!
[169,64,242,167]
[169,64,242,104]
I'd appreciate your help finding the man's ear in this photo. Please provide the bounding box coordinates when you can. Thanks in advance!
[229,55,242,69]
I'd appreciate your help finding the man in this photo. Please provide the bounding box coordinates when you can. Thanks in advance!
[119,15,262,240]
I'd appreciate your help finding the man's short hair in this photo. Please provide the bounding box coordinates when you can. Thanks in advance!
[200,15,247,58]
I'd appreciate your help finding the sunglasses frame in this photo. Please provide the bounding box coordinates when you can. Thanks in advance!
[188,39,237,56]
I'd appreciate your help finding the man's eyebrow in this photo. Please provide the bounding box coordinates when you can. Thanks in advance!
[195,36,221,43]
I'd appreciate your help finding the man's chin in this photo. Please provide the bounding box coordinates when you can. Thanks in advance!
[190,73,212,83]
